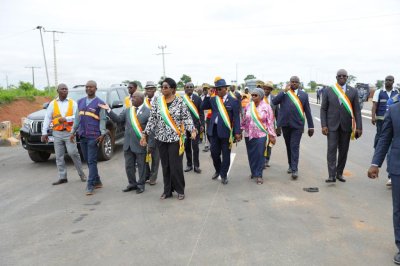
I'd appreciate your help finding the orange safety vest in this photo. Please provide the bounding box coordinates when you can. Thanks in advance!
[52,99,74,131]
[125,96,131,108]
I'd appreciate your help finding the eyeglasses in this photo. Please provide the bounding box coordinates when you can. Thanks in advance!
[185,86,194,89]
[337,75,348,78]
[385,79,394,81]
[251,94,259,97]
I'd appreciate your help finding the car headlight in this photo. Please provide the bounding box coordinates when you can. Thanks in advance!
[23,118,33,129]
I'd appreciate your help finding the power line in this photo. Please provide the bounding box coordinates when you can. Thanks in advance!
[43,29,65,87]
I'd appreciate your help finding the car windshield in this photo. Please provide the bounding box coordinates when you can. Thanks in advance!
[68,90,107,102]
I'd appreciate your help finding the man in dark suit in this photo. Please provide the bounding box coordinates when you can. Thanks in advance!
[272,76,314,179]
[263,81,281,168]
[321,69,362,183]
[99,92,153,194]
[201,77,241,184]
[183,82,204,173]
[368,102,400,264]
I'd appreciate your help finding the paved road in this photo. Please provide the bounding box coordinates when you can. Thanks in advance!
[0,103,394,266]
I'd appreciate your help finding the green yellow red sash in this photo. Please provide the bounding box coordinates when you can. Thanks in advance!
[129,107,142,139]
[144,97,151,109]
[182,95,200,120]
[216,96,233,149]
[331,83,356,139]
[250,101,270,156]
[287,90,305,121]
[158,96,185,155]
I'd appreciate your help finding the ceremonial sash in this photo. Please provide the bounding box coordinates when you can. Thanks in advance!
[182,95,200,120]
[129,107,142,139]
[215,96,234,149]
[331,83,356,139]
[263,96,269,104]
[287,90,305,121]
[229,91,237,99]
[158,96,185,155]
[250,102,270,156]
[144,97,151,109]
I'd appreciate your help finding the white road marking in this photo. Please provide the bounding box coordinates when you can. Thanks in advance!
[227,153,236,179]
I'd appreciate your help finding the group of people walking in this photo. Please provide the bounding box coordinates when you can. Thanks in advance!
[41,70,400,264]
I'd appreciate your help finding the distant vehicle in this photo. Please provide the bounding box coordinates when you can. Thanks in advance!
[20,86,128,162]
[355,83,370,101]
[244,79,257,91]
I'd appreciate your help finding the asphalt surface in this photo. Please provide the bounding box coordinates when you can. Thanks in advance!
[0,102,395,266]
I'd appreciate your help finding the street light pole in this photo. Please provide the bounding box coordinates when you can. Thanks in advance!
[157,45,169,79]
[36,26,50,89]
[25,66,41,88]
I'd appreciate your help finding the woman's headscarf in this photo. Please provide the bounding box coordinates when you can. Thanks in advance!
[252,87,265,99]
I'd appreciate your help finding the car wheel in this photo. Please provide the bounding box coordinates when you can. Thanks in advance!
[28,150,51,162]
[98,133,113,161]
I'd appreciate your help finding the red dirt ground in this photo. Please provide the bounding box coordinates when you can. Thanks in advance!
[0,97,52,127]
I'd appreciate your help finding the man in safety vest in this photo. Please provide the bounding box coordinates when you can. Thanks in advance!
[41,83,86,185]
[124,82,138,108]
[70,80,108,196]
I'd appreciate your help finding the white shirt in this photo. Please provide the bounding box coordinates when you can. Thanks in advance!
[373,88,398,102]
[42,97,77,136]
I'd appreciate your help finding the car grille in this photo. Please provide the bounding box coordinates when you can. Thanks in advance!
[32,121,43,134]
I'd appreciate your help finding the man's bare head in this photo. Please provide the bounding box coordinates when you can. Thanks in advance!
[336,69,348,86]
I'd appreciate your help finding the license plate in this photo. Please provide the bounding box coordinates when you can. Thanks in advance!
[48,136,54,143]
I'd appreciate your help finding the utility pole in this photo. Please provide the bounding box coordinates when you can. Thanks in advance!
[25,66,41,88]
[5,74,9,89]
[44,29,64,87]
[36,26,50,89]
[156,45,170,79]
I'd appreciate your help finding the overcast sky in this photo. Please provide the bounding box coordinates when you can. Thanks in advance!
[1,0,399,89]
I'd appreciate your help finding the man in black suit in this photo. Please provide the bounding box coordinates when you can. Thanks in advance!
[183,82,204,173]
[272,76,314,179]
[201,77,241,184]
[321,69,362,183]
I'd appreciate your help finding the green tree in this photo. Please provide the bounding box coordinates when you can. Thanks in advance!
[177,74,192,89]
[347,75,357,86]
[18,81,35,91]
[244,74,256,81]
[307,80,317,90]
[158,76,164,86]
[376,80,384,90]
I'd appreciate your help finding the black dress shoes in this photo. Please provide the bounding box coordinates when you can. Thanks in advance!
[291,171,298,180]
[393,252,400,265]
[184,166,193,172]
[221,177,228,185]
[122,186,137,192]
[52,179,68,185]
[136,188,144,194]
[336,175,346,182]
[287,167,292,174]
[212,172,219,180]
[325,177,336,183]
[194,167,201,174]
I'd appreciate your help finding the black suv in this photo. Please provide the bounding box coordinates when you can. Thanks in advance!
[20,86,128,162]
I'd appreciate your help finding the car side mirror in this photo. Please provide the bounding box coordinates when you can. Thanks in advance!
[111,101,123,109]
[43,102,49,109]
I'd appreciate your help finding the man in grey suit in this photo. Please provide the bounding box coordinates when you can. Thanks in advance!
[368,101,400,264]
[99,92,153,194]
[321,69,363,183]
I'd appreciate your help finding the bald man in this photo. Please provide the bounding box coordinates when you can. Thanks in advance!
[272,76,314,179]
[99,92,153,194]
[71,80,107,195]
[321,69,362,183]
[42,83,86,185]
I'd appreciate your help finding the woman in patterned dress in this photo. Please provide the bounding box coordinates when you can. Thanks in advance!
[141,78,196,200]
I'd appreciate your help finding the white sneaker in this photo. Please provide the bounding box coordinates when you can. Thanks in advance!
[386,179,392,187]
